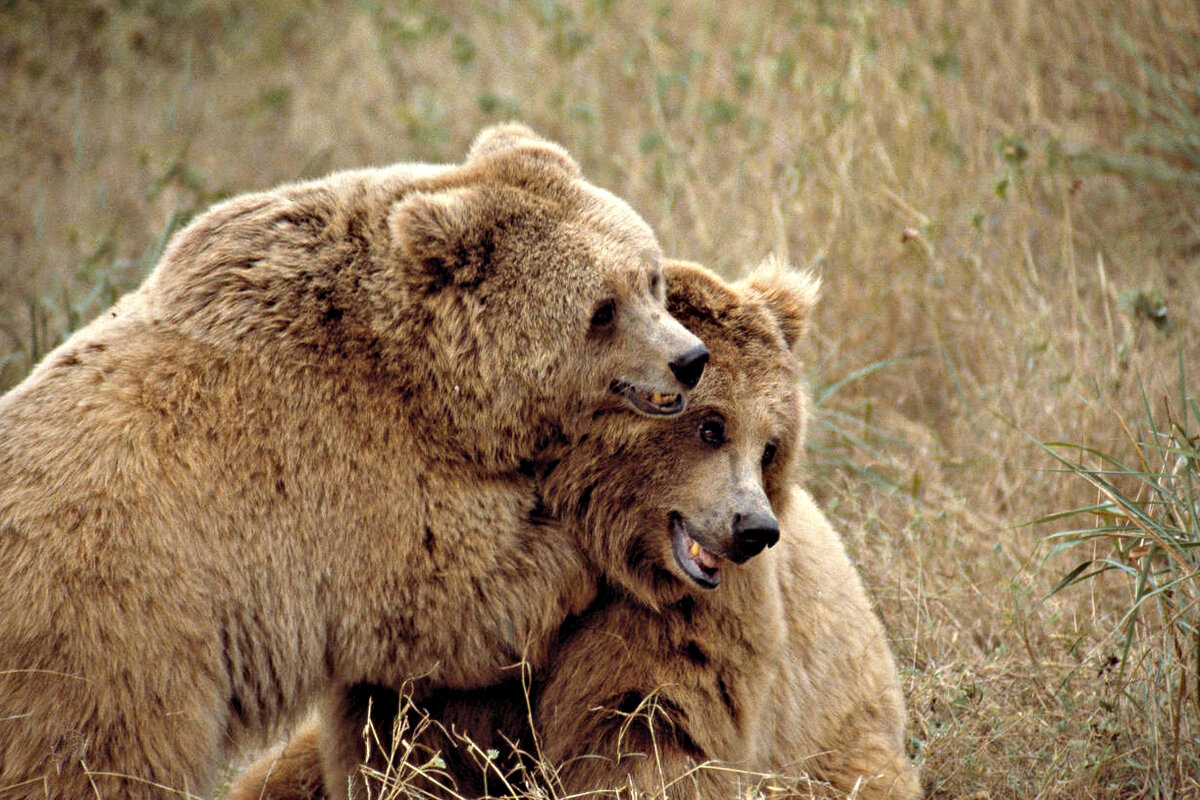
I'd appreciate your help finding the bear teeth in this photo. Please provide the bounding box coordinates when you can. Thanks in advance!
[695,547,723,571]
[652,391,679,406]
[686,536,722,570]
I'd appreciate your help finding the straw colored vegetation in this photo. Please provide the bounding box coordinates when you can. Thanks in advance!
[2,0,1197,797]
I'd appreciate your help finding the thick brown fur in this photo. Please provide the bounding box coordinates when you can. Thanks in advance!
[228,259,920,800]
[0,125,711,799]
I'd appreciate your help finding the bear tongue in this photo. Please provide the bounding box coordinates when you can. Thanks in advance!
[695,547,722,570]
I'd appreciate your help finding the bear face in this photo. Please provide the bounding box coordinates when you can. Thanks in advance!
[379,125,711,457]
[387,177,708,442]
[539,257,818,607]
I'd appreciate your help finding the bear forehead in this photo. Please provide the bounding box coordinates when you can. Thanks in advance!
[566,183,661,260]
[663,281,799,384]
[705,350,799,415]
[671,294,788,359]
[684,318,800,402]
[463,176,660,271]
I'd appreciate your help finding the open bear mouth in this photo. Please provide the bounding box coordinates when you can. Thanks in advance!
[611,381,685,416]
[670,513,723,589]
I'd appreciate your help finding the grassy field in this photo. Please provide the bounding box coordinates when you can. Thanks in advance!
[3,0,1198,797]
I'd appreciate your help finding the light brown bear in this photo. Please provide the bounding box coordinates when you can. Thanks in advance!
[0,125,712,799]
[228,259,921,800]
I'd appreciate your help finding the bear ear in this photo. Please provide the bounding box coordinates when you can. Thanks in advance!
[739,255,821,353]
[389,188,497,292]
[466,123,582,180]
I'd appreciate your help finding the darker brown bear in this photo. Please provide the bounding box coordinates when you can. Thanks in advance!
[229,259,920,800]
[0,125,708,800]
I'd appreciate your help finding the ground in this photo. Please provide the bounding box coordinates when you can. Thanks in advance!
[2,1,1198,797]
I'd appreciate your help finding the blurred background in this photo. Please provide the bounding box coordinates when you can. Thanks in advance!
[2,1,1198,796]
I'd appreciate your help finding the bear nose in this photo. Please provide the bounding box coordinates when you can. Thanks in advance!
[669,343,710,390]
[729,511,780,563]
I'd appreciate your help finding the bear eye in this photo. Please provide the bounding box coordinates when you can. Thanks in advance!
[649,271,662,296]
[698,416,726,447]
[762,441,778,469]
[590,299,617,329]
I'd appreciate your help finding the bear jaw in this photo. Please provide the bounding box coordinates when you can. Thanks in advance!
[610,380,685,416]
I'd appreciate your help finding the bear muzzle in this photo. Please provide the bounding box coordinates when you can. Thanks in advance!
[610,341,709,417]
[608,301,709,417]
[670,508,780,589]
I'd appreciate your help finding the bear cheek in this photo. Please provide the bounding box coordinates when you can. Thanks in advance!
[581,328,632,406]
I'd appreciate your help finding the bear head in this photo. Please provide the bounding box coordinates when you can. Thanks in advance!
[384,125,710,461]
[540,256,819,607]
[147,125,709,468]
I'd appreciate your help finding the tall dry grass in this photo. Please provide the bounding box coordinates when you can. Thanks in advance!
[2,0,1198,797]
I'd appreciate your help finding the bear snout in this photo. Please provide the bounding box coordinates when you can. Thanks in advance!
[728,510,780,564]
[668,342,709,390]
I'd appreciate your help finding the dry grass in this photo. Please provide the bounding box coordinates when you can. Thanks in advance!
[3,0,1199,797]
